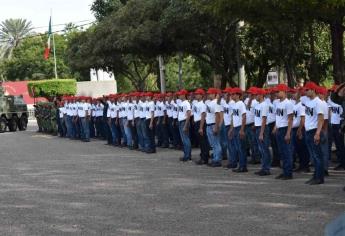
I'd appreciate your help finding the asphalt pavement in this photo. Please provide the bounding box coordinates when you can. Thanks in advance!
[0,122,344,236]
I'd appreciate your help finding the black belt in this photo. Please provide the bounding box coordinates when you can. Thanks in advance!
[179,120,186,123]
[207,123,215,126]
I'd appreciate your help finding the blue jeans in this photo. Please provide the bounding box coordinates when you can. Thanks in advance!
[80,117,90,141]
[119,118,127,145]
[230,127,247,168]
[136,118,144,150]
[124,119,133,147]
[329,124,345,166]
[291,128,309,169]
[321,130,329,171]
[145,119,156,151]
[141,118,149,149]
[305,129,324,181]
[179,121,191,159]
[194,121,210,162]
[65,115,72,138]
[246,124,260,161]
[255,126,271,171]
[110,119,119,144]
[276,127,293,177]
[225,125,235,167]
[206,124,222,164]
[220,123,227,158]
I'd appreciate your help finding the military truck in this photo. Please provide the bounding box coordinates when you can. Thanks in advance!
[0,85,28,133]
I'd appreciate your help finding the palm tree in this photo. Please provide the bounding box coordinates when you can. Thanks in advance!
[0,18,33,59]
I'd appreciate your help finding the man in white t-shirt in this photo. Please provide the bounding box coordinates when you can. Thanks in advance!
[254,88,271,176]
[204,88,222,167]
[316,86,330,176]
[244,87,260,164]
[144,92,156,153]
[290,88,309,173]
[78,96,91,142]
[177,90,192,161]
[273,84,294,180]
[222,88,235,169]
[229,87,247,172]
[328,92,345,171]
[192,88,210,165]
[304,82,325,185]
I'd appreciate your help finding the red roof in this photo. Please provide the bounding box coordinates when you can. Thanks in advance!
[2,81,48,105]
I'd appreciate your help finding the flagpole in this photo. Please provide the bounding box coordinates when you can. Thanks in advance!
[51,9,58,79]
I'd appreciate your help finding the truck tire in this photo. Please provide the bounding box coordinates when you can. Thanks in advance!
[18,116,28,131]
[8,117,18,132]
[0,117,6,133]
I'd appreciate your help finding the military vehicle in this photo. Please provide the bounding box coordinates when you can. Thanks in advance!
[0,85,28,133]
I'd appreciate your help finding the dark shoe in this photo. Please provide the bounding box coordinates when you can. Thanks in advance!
[255,170,271,176]
[209,162,222,167]
[182,158,191,162]
[281,175,293,180]
[324,170,329,177]
[225,164,237,169]
[232,168,248,173]
[195,160,207,165]
[275,174,285,179]
[161,145,169,148]
[146,149,156,154]
[334,165,345,171]
[308,179,324,185]
[343,186,345,191]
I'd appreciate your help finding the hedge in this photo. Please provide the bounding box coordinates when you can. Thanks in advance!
[28,79,77,98]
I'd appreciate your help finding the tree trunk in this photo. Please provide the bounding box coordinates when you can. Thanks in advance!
[330,18,345,84]
[308,23,319,83]
[257,66,271,88]
[285,62,295,87]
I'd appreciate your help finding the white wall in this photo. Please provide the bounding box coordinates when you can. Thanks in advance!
[76,81,117,97]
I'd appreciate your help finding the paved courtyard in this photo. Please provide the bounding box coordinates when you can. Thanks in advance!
[0,123,344,236]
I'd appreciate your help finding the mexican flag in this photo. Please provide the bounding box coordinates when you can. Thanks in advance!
[44,17,52,60]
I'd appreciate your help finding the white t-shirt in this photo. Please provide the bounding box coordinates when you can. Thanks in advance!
[319,100,329,120]
[266,100,275,124]
[139,101,146,119]
[127,102,134,121]
[78,102,89,118]
[71,102,78,116]
[205,99,222,124]
[178,100,191,121]
[166,101,173,118]
[96,104,104,117]
[244,98,258,125]
[305,97,324,131]
[275,98,294,128]
[300,96,310,106]
[223,101,234,126]
[59,107,65,118]
[292,101,305,128]
[232,100,246,128]
[329,100,344,125]
[133,101,140,119]
[158,101,166,117]
[192,100,206,122]
[254,101,269,127]
[145,101,155,120]
[172,101,178,119]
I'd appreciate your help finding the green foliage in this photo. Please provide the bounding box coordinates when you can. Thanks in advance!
[165,55,213,91]
[27,79,76,98]
[0,32,81,81]
[0,18,33,59]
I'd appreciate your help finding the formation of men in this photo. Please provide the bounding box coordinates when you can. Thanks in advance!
[53,82,345,185]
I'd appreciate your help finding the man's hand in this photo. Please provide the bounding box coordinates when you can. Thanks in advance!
[314,132,320,145]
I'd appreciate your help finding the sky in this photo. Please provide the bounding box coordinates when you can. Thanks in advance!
[0,0,96,33]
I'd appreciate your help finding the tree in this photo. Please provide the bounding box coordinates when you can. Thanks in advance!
[0,18,33,59]
[198,0,345,84]
[1,34,74,81]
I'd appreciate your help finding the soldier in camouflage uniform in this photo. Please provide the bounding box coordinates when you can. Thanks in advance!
[34,103,43,132]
